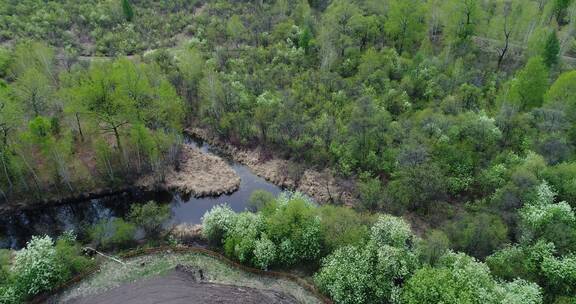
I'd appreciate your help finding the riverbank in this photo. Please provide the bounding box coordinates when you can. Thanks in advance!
[185,128,357,206]
[0,143,241,215]
[0,186,146,215]
[138,145,240,197]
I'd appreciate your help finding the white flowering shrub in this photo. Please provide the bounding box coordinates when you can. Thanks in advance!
[498,279,543,304]
[540,254,576,295]
[223,212,264,263]
[12,235,65,299]
[315,245,378,304]
[201,204,237,244]
[377,245,419,284]
[533,181,556,205]
[275,191,314,207]
[520,202,575,231]
[277,239,298,266]
[0,285,18,304]
[370,214,412,248]
[519,182,576,248]
[253,234,276,270]
[315,243,404,304]
[297,216,322,260]
[315,240,419,304]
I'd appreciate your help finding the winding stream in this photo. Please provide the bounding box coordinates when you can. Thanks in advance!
[0,136,282,249]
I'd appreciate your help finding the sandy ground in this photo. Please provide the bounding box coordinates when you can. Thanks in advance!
[139,145,240,197]
[64,268,298,304]
[186,128,357,206]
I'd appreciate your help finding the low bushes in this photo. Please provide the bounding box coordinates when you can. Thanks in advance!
[88,200,171,250]
[0,233,94,304]
[198,191,545,304]
[201,193,325,269]
[89,218,137,250]
[315,215,419,304]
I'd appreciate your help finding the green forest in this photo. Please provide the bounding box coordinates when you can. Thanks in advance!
[0,0,576,303]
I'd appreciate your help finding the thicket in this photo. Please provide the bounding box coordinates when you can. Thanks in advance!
[0,233,94,303]
[0,42,184,203]
[200,192,559,304]
[1,0,576,303]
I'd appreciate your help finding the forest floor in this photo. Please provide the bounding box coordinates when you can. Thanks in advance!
[186,127,358,206]
[51,251,321,304]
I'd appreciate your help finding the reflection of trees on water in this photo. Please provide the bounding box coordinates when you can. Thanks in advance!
[0,191,173,249]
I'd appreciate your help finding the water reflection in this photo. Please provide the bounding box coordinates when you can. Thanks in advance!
[0,136,282,249]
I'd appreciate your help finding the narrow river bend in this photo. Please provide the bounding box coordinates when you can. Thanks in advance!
[0,136,282,249]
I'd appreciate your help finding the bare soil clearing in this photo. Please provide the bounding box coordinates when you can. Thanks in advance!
[52,252,322,304]
[64,268,298,304]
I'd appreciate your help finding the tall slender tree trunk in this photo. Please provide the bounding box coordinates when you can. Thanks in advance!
[113,126,122,153]
[18,153,42,197]
[75,112,84,142]
[497,23,510,71]
[0,152,13,190]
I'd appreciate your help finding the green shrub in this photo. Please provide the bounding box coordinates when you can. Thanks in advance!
[89,218,137,250]
[264,195,322,266]
[223,212,264,263]
[401,252,543,304]
[418,229,450,265]
[12,236,65,300]
[128,201,171,238]
[253,234,276,270]
[248,190,275,212]
[357,172,383,210]
[0,48,11,78]
[55,231,95,279]
[201,204,237,244]
[443,212,509,259]
[316,205,373,252]
[0,250,10,286]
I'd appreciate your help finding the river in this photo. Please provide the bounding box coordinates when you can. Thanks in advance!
[0,136,283,249]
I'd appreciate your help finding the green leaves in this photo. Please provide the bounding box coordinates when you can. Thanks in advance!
[509,57,549,110]
[402,252,543,304]
[128,201,171,238]
[315,214,419,304]
[371,215,412,249]
[385,0,426,53]
[122,0,134,22]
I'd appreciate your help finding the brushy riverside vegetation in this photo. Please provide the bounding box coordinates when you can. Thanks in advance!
[201,193,549,304]
[0,0,576,303]
[0,201,170,303]
[0,233,94,303]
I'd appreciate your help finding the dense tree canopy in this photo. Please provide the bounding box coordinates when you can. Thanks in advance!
[1,0,576,303]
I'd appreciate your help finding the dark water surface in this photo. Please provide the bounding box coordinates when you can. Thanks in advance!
[0,136,282,249]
